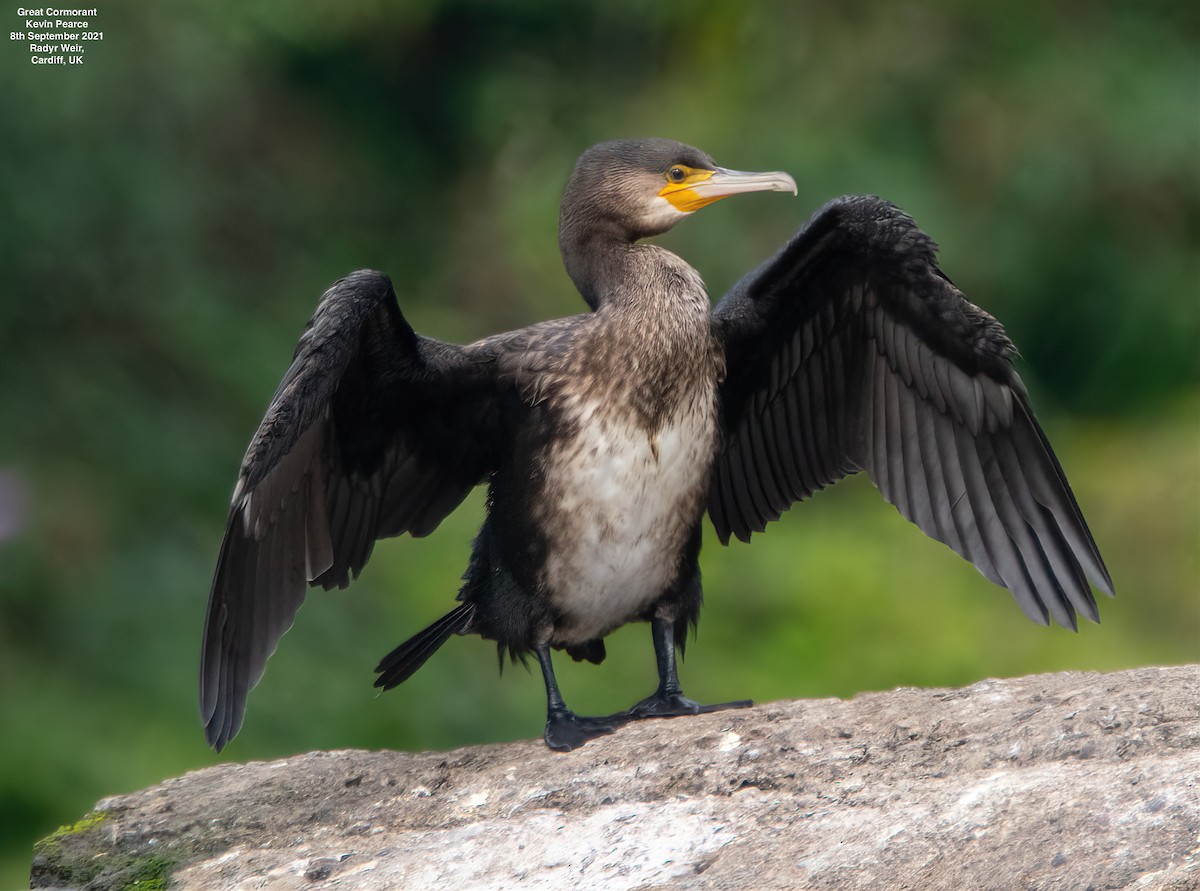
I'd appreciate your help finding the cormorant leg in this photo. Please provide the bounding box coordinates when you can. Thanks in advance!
[535,643,621,751]
[621,616,753,720]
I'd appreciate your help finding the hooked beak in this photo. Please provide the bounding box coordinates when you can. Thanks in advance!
[660,166,798,213]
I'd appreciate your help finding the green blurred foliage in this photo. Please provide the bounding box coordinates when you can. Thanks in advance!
[1,0,1198,885]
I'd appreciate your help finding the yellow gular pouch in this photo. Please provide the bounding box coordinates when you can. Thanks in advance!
[658,167,720,213]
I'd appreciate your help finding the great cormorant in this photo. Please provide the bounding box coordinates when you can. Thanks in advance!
[200,138,1114,752]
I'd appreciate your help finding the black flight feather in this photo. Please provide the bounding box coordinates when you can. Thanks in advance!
[711,195,1112,626]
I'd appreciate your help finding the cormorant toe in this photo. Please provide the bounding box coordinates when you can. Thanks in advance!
[543,708,624,752]
[621,692,753,721]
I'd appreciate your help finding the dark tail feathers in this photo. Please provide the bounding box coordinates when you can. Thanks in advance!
[374,603,475,690]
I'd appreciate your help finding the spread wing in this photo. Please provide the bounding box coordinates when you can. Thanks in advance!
[200,270,513,750]
[710,196,1114,628]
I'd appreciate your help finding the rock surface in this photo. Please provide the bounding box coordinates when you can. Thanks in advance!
[30,665,1200,890]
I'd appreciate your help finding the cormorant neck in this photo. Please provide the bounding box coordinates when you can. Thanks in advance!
[558,219,640,311]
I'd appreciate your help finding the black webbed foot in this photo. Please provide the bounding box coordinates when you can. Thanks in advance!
[620,692,753,722]
[544,708,624,752]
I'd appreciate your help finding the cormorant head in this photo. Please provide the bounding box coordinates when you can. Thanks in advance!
[558,138,797,247]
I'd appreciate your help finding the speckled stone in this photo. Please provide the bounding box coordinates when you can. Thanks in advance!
[30,665,1200,891]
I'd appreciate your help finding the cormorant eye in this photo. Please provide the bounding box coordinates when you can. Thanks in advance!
[667,166,688,184]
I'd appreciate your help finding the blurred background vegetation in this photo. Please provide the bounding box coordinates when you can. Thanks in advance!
[1,0,1197,885]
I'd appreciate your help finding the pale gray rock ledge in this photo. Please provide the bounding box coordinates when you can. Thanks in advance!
[30,664,1199,890]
